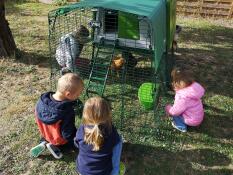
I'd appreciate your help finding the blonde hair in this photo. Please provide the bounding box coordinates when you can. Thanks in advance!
[57,73,83,94]
[171,67,194,89]
[82,97,112,151]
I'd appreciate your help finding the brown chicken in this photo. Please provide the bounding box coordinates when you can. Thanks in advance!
[111,54,125,70]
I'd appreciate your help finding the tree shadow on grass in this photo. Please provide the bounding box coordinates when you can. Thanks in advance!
[174,24,233,98]
[180,25,233,46]
[174,47,233,98]
[188,105,233,140]
[14,49,50,68]
[122,142,232,175]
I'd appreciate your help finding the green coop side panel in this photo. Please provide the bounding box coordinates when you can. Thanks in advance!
[150,1,166,71]
[118,12,140,40]
[166,0,176,50]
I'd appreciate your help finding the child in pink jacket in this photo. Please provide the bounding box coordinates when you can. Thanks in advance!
[165,67,205,132]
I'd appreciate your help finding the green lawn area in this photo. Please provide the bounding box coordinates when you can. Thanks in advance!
[0,1,233,175]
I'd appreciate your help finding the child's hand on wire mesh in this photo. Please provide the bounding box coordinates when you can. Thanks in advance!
[161,104,172,120]
[165,104,172,115]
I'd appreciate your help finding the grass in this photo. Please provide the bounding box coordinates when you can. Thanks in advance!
[0,1,233,174]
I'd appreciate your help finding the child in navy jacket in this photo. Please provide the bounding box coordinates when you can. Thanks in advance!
[74,97,123,175]
[30,73,84,159]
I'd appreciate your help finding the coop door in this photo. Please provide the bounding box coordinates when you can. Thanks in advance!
[118,11,140,40]
[104,10,118,33]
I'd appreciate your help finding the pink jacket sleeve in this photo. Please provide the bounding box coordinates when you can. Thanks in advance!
[165,97,187,116]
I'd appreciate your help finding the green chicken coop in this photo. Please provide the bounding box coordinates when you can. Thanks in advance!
[48,0,177,131]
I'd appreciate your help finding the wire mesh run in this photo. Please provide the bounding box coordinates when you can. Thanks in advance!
[48,7,161,132]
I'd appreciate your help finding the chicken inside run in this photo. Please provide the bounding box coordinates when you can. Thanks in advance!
[49,8,157,128]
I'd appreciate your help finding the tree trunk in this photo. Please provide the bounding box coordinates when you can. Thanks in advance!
[0,0,16,57]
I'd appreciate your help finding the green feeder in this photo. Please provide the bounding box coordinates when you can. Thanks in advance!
[138,83,155,110]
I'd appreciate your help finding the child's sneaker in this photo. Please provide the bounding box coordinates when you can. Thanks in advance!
[172,121,187,132]
[30,141,47,158]
[46,143,63,159]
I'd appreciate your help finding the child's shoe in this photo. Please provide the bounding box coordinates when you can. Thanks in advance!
[46,143,63,159]
[30,141,47,158]
[172,121,187,132]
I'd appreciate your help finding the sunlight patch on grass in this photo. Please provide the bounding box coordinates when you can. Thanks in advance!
[205,95,233,113]
[4,95,36,117]
[177,16,233,29]
[6,1,55,62]
[6,2,55,16]
[179,42,232,51]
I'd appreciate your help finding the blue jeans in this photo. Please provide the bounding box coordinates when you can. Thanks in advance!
[111,136,123,175]
[172,116,187,132]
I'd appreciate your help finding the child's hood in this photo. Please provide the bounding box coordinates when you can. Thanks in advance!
[176,82,205,100]
[36,92,76,124]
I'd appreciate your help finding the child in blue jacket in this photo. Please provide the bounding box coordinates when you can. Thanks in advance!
[30,73,84,159]
[74,97,124,175]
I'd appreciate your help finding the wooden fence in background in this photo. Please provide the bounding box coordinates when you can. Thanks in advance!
[177,0,233,18]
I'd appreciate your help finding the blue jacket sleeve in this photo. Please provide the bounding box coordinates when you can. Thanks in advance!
[111,136,122,175]
[111,125,121,146]
[60,109,77,142]
[74,125,83,148]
